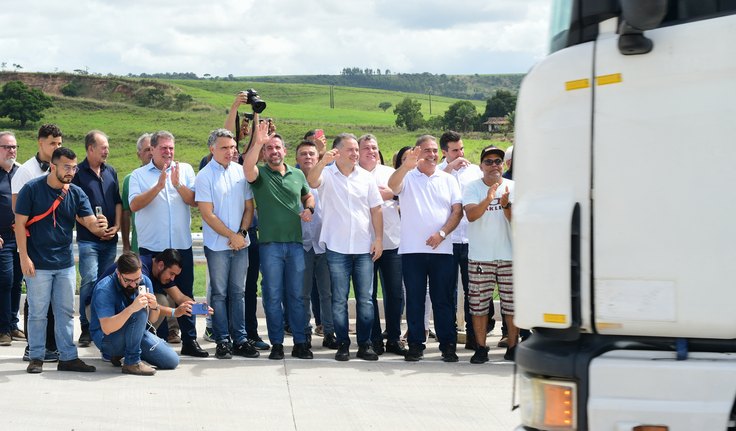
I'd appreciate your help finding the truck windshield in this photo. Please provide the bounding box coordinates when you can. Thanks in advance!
[549,0,573,53]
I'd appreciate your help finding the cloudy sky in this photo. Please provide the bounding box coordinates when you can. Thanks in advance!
[0,0,550,77]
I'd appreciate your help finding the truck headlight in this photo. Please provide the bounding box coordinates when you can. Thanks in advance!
[519,374,577,430]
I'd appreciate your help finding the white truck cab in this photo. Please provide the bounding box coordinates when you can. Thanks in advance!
[513,1,736,430]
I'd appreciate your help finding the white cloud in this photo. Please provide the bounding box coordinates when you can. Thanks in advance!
[0,0,549,76]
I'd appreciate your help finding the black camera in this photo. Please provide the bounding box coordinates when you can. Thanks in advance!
[242,89,266,113]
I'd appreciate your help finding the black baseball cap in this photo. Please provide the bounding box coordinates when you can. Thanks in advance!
[480,145,505,162]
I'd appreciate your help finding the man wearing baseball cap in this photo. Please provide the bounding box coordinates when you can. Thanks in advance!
[462,146,517,363]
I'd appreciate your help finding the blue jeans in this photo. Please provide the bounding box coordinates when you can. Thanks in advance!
[326,249,374,346]
[77,240,117,327]
[96,308,179,369]
[26,266,78,361]
[140,247,196,342]
[0,237,22,333]
[204,247,248,345]
[402,253,457,350]
[371,248,404,343]
[304,249,333,334]
[260,242,307,345]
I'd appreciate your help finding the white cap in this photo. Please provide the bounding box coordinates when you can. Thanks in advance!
[504,145,513,162]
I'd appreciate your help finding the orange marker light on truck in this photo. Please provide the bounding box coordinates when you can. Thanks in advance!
[543,384,575,427]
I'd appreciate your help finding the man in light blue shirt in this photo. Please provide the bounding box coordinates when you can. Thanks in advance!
[128,130,208,358]
[195,129,258,360]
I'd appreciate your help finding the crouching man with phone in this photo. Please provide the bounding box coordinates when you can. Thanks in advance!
[90,252,179,376]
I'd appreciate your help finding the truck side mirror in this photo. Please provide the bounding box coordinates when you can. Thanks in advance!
[618,0,668,55]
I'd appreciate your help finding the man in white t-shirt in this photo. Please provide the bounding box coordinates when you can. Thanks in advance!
[357,134,407,357]
[308,133,383,362]
[388,135,462,362]
[463,146,516,363]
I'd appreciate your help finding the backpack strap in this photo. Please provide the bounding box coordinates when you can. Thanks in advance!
[24,185,69,236]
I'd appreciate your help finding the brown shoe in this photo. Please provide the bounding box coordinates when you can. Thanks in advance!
[57,358,96,372]
[0,333,11,346]
[10,329,25,341]
[167,330,181,344]
[27,359,43,374]
[122,362,156,376]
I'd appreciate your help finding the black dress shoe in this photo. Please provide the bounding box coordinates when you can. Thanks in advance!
[405,344,424,362]
[322,333,339,349]
[291,343,314,359]
[335,343,350,361]
[371,340,385,356]
[385,341,408,356]
[181,340,209,358]
[269,343,285,360]
[58,358,96,372]
[357,344,379,361]
[441,343,459,363]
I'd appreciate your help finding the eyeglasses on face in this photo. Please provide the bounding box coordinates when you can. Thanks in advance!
[482,158,503,166]
[119,274,143,286]
[55,163,79,173]
[0,145,18,150]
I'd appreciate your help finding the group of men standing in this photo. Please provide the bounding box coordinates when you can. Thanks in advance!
[246,120,519,363]
[0,111,519,375]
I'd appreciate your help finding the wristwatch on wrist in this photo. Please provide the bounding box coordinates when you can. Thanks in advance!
[239,229,248,238]
[173,183,182,189]
[306,206,315,214]
[502,202,512,209]
[438,230,447,240]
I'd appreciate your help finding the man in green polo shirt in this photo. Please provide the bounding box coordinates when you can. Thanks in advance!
[243,120,315,360]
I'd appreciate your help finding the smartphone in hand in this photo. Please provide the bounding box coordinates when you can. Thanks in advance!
[191,303,209,315]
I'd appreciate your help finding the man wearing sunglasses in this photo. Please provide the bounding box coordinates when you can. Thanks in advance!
[462,146,516,363]
[15,147,108,374]
[90,251,179,376]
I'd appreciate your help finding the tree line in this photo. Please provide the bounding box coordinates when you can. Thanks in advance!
[392,89,517,133]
